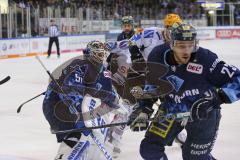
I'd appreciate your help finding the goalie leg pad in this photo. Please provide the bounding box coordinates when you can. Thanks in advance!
[42,91,76,142]
[55,140,90,160]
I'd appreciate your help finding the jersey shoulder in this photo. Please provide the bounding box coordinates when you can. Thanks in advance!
[147,43,171,63]
[195,47,219,66]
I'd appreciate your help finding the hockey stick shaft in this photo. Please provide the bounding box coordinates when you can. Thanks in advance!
[90,133,113,160]
[35,56,79,115]
[52,121,127,134]
[0,76,10,85]
[17,91,46,113]
[52,112,191,134]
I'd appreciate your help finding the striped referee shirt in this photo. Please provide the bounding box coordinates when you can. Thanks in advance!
[48,25,59,37]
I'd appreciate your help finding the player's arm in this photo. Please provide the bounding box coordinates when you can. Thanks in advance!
[54,59,99,96]
[128,32,145,62]
[206,50,240,103]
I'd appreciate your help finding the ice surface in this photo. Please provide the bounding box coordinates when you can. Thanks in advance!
[0,39,240,160]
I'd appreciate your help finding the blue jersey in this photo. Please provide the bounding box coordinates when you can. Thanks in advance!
[47,58,116,112]
[144,44,240,113]
[43,58,116,138]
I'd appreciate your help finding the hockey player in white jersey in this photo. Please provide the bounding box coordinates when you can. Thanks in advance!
[129,13,183,62]
[129,26,165,62]
[104,39,132,157]
[108,14,183,86]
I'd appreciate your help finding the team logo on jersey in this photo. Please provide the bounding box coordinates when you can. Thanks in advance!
[187,63,203,74]
[166,75,184,92]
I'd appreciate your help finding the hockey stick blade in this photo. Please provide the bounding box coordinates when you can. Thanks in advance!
[17,91,46,113]
[0,76,10,85]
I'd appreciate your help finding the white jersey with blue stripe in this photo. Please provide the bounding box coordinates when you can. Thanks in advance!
[107,40,132,70]
[130,27,165,61]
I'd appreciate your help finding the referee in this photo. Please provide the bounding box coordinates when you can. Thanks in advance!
[47,19,60,58]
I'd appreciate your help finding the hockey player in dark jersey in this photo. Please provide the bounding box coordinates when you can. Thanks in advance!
[42,40,118,159]
[117,16,135,41]
[128,23,240,160]
[104,15,185,155]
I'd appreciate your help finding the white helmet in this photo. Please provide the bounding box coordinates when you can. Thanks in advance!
[84,40,107,64]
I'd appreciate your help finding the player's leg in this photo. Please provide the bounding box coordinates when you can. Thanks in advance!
[43,90,91,159]
[55,37,60,57]
[140,137,168,160]
[47,37,54,57]
[55,134,90,160]
[140,109,184,160]
[107,102,131,156]
[182,109,221,160]
[42,89,77,142]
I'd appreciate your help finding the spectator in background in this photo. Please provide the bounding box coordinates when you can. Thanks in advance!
[47,19,60,58]
[31,27,38,37]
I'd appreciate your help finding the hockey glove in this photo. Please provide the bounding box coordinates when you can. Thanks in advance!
[190,89,221,121]
[127,104,154,131]
[129,45,144,62]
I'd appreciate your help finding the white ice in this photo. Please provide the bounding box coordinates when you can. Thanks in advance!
[0,39,240,160]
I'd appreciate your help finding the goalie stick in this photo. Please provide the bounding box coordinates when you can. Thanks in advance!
[35,56,80,119]
[0,76,10,85]
[90,133,113,160]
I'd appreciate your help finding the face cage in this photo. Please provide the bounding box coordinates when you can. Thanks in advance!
[91,50,107,64]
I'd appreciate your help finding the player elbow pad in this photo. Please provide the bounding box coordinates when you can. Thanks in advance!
[217,88,232,104]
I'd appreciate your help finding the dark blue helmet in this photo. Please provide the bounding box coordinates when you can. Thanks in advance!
[171,23,197,41]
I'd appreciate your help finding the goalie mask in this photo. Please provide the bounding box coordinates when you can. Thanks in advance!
[84,40,107,66]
